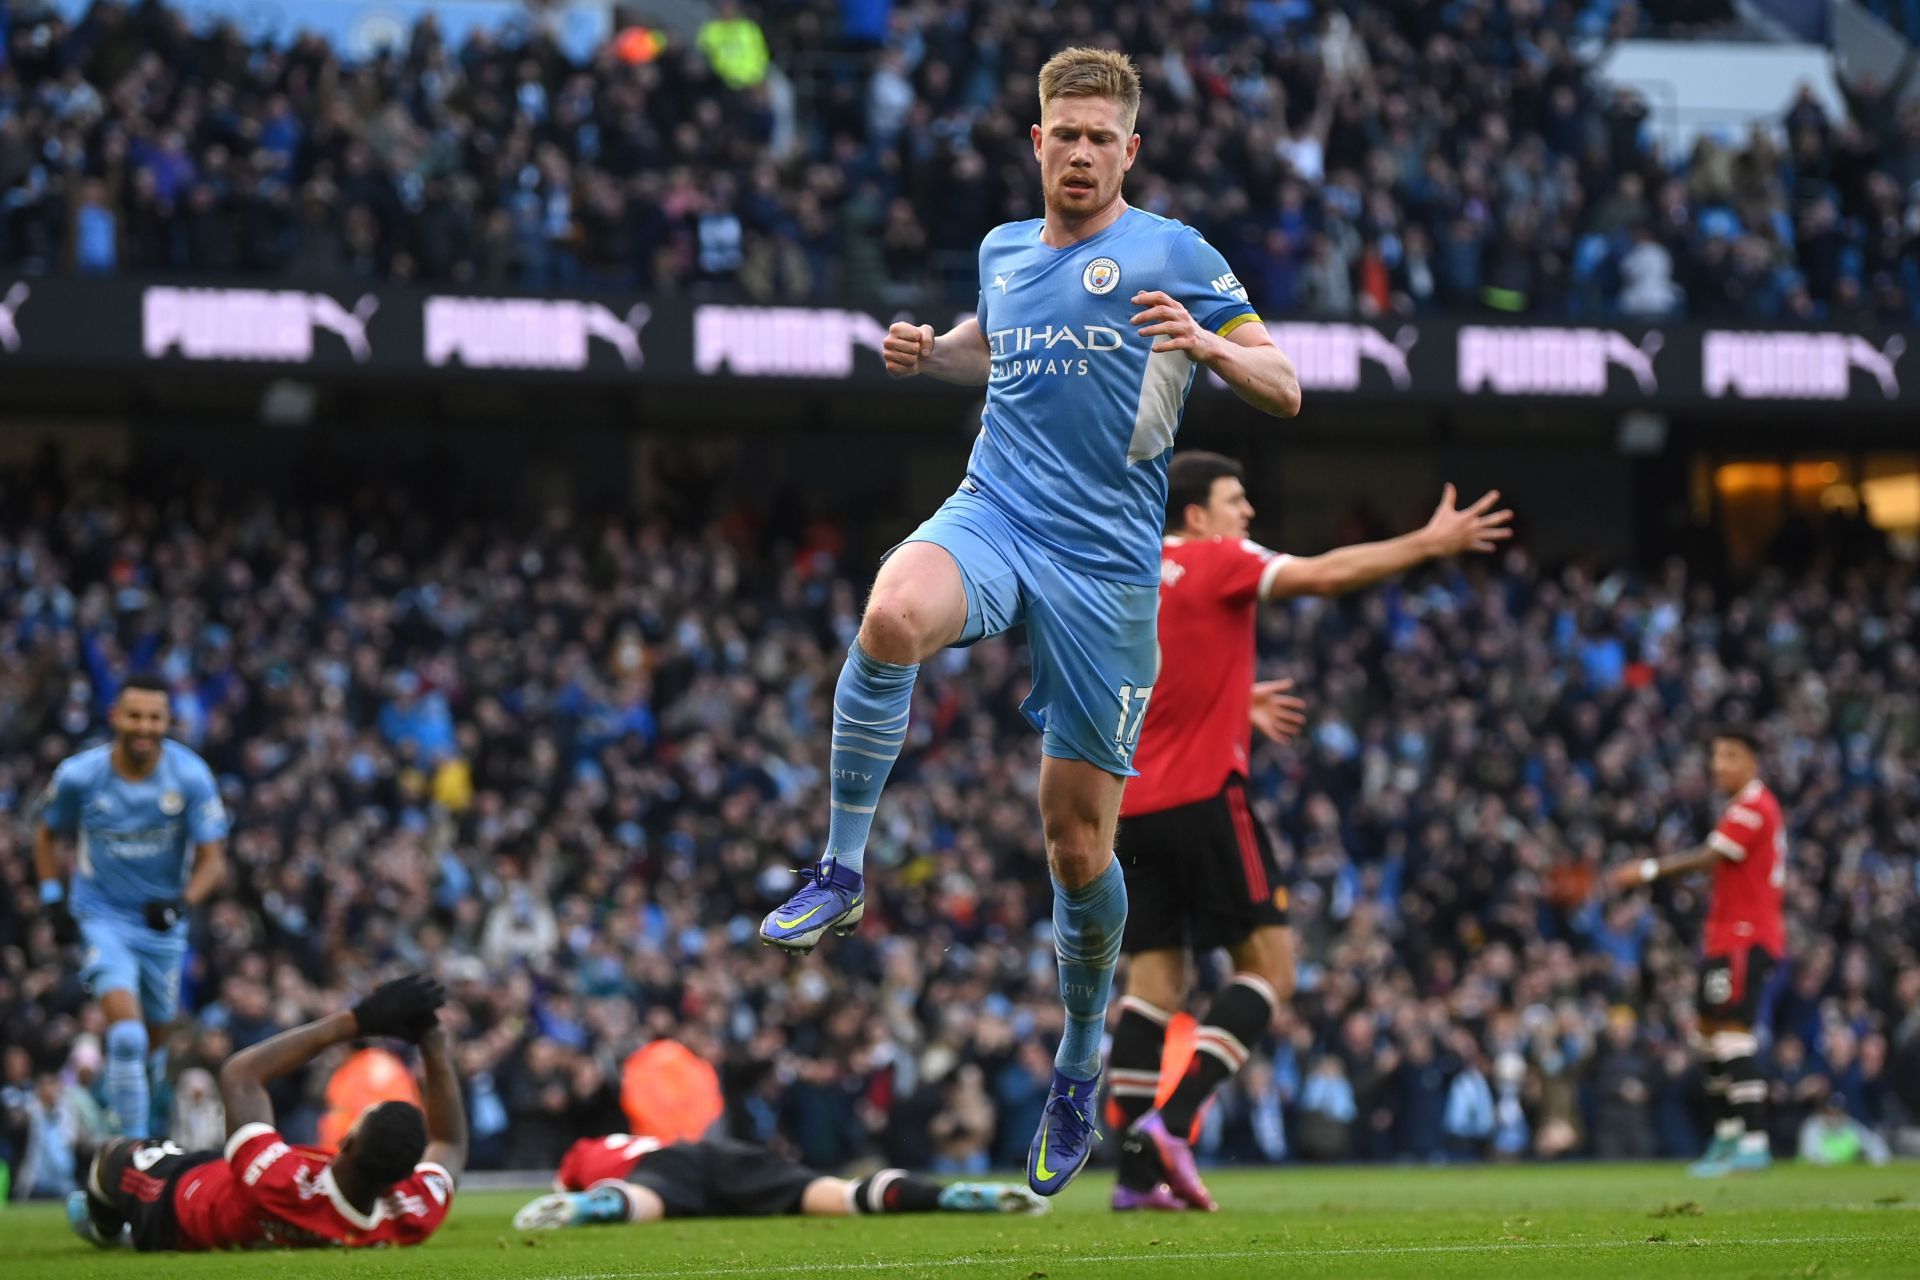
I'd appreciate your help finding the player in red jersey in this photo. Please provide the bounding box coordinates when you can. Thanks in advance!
[1609,725,1785,1177]
[510,1132,1046,1228]
[69,974,466,1251]
[1109,451,1511,1211]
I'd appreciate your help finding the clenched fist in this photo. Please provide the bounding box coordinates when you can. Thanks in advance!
[883,322,936,377]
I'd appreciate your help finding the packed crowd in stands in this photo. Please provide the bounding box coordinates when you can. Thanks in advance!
[1865,0,1920,45]
[2,0,1918,322]
[1,452,1917,1197]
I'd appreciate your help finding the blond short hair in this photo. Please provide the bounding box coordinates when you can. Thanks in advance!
[1038,47,1142,131]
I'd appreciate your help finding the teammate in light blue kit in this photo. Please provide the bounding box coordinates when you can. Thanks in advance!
[759,49,1301,1197]
[35,673,229,1139]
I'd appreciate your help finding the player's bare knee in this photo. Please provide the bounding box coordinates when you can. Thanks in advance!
[801,1177,855,1217]
[1260,952,1297,1003]
[623,1182,667,1222]
[1044,834,1110,890]
[861,543,964,662]
[1041,796,1116,888]
[99,989,142,1024]
[857,601,929,664]
[858,581,958,662]
[1266,938,1297,1001]
[1232,929,1296,1003]
[1124,952,1185,1012]
[1038,759,1124,884]
[1125,974,1182,1013]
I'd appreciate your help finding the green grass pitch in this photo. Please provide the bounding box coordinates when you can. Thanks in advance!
[5,1163,1917,1278]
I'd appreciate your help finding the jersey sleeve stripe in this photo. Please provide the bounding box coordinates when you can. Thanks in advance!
[1215,313,1263,338]
[417,1161,456,1200]
[1257,553,1293,600]
[1725,806,1763,828]
[224,1121,278,1161]
[1708,831,1747,860]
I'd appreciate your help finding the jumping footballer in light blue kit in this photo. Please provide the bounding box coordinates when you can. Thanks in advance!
[758,49,1301,1198]
[36,674,229,1138]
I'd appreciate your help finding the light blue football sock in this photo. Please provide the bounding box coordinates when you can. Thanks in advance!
[824,642,917,874]
[1052,859,1127,1080]
[105,1019,151,1139]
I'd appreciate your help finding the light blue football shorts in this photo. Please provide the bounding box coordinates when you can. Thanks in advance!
[895,484,1159,777]
[80,911,187,1022]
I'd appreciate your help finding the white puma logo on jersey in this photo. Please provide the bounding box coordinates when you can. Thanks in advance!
[993,272,1018,294]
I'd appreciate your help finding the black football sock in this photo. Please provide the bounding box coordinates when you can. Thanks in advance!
[1727,1059,1767,1147]
[852,1169,943,1213]
[1111,996,1171,1128]
[1159,973,1279,1138]
[1703,1069,1736,1143]
[1110,995,1171,1191]
[1710,1029,1763,1147]
[1715,1030,1767,1150]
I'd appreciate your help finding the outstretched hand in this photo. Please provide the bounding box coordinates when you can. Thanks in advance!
[1606,862,1649,895]
[1423,484,1514,556]
[1251,678,1309,744]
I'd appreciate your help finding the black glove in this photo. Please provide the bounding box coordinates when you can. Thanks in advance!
[144,898,184,932]
[49,900,80,947]
[352,974,447,1041]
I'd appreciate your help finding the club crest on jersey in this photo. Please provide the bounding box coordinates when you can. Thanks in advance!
[159,790,184,816]
[1083,257,1121,295]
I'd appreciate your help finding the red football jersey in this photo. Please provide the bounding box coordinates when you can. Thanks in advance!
[1122,536,1288,818]
[171,1123,455,1250]
[1703,779,1787,957]
[555,1133,664,1191]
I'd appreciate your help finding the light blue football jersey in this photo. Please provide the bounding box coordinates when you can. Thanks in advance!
[41,740,228,921]
[968,206,1258,585]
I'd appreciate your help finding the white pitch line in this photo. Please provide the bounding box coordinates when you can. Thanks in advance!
[533,1232,1914,1280]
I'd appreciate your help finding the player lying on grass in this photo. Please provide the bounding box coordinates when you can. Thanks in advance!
[512,1132,1048,1230]
[68,974,465,1250]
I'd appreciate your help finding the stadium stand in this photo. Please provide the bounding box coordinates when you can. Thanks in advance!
[0,1,1917,321]
[1,455,1915,1186]
[4,0,1920,1208]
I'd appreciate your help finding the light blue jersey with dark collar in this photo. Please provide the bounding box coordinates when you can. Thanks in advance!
[41,739,228,925]
[968,206,1258,585]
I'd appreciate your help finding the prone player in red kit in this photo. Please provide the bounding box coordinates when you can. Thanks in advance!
[69,974,465,1250]
[512,1132,1045,1228]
